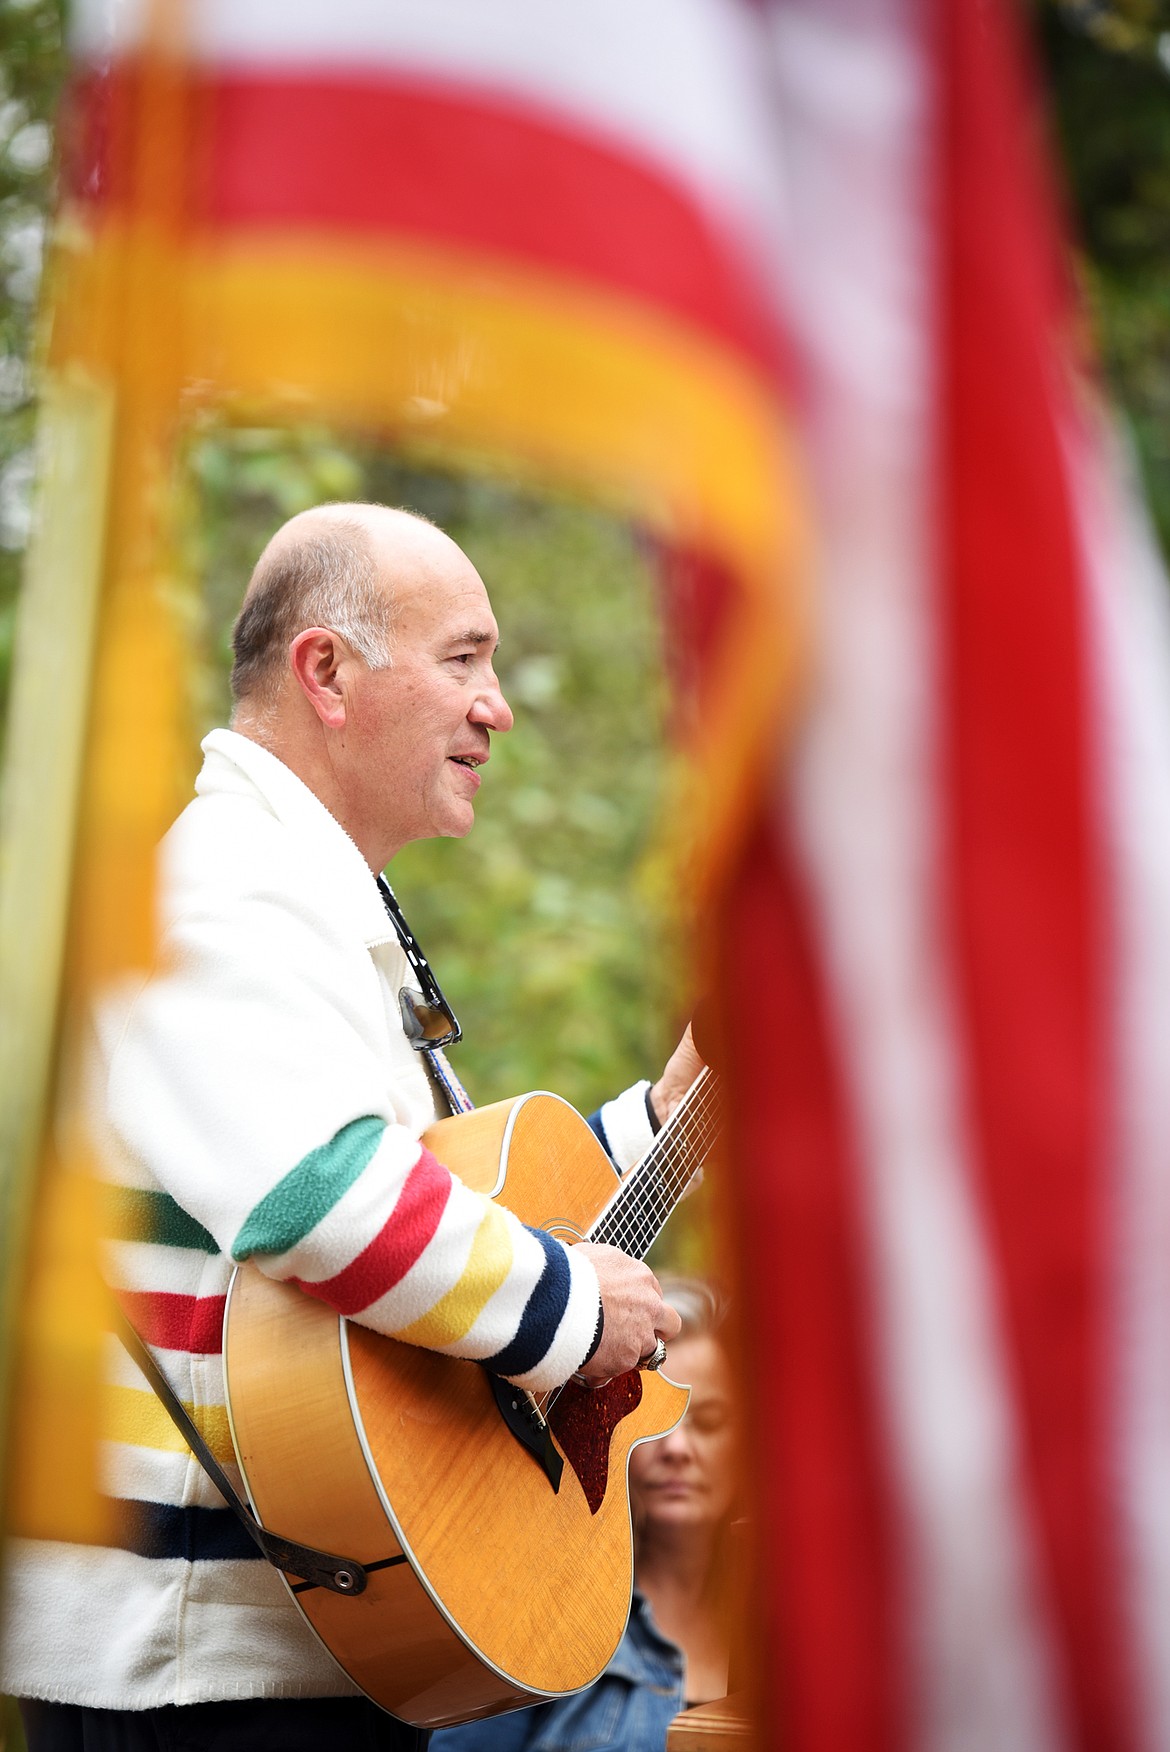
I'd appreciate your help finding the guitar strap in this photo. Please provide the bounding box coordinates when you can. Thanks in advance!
[115,1305,371,1597]
[420,1042,474,1119]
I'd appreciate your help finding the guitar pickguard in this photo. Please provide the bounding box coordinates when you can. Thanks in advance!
[547,1372,644,1515]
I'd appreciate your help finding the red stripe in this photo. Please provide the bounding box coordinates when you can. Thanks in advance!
[118,1290,226,1355]
[292,1148,452,1316]
[939,0,1129,1741]
[718,820,902,1752]
[653,543,739,743]
[67,65,791,380]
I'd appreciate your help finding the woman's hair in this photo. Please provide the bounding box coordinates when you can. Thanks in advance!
[656,1274,728,1343]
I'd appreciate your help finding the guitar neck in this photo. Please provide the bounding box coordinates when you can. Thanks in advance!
[587,1067,723,1260]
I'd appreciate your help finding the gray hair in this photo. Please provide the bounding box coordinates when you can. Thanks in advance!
[229,517,397,706]
[658,1275,728,1341]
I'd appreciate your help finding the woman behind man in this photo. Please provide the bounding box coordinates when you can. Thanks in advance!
[434,1277,739,1752]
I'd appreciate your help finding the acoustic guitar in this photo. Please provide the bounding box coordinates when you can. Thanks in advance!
[221,1068,722,1729]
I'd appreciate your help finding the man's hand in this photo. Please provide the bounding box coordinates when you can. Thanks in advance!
[648,1023,706,1129]
[573,1243,682,1384]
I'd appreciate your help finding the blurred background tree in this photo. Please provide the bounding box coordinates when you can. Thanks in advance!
[1040,0,1170,552]
[177,424,679,1122]
[0,0,64,703]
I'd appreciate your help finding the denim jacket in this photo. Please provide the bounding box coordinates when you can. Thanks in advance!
[432,1591,686,1752]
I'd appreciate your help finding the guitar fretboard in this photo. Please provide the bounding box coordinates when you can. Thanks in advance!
[587,1068,723,1260]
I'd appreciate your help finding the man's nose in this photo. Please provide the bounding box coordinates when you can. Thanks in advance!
[470,676,514,734]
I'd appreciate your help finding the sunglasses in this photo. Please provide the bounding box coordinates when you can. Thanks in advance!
[376,876,463,1053]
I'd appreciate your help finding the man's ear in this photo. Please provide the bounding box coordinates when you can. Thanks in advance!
[289,627,348,729]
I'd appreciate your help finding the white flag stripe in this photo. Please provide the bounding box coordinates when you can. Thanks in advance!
[1067,416,1170,1752]
[773,5,1066,1747]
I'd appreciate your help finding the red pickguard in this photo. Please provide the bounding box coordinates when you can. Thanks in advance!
[547,1372,644,1515]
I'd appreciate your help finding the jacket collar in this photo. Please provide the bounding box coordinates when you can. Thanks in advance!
[197,728,397,949]
[606,1590,684,1684]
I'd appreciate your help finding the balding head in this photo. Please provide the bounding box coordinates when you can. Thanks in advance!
[228,502,512,866]
[230,503,442,710]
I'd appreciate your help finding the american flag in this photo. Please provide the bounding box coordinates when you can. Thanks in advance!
[722,2,1170,1748]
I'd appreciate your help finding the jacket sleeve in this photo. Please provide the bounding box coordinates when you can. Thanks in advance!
[588,1082,658,1170]
[102,880,601,1394]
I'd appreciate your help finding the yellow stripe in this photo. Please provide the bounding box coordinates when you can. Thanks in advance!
[394,1201,515,1350]
[206,250,781,545]
[102,1384,235,1467]
[62,229,787,551]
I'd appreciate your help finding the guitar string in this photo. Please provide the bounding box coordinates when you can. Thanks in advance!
[593,1092,724,1257]
[593,1143,709,1253]
[588,1073,724,1260]
[608,1081,721,1247]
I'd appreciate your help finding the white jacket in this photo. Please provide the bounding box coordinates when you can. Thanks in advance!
[0,729,655,1708]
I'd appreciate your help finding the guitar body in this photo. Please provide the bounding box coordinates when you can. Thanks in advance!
[222,1093,689,1729]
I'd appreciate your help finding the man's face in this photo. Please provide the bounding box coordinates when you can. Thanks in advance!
[338,539,513,864]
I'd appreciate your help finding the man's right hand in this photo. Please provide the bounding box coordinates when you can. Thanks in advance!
[573,1242,682,1384]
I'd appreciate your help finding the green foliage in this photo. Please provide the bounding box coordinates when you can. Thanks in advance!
[1041,0,1170,551]
[0,0,65,717]
[0,1691,27,1752]
[183,432,681,1121]
[180,423,368,731]
[389,488,677,1117]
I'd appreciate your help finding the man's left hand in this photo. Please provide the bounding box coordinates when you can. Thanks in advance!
[647,1023,706,1128]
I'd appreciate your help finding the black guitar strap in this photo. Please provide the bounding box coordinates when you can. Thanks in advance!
[114,1306,370,1597]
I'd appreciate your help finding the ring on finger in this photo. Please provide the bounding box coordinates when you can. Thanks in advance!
[640,1337,668,1372]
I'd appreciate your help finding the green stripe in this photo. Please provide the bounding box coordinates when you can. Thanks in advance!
[231,1116,387,1261]
[102,1185,218,1254]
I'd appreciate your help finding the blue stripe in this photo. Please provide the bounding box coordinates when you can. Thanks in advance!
[483,1227,571,1378]
[105,1499,263,1563]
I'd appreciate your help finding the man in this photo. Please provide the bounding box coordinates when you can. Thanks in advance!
[2,504,698,1751]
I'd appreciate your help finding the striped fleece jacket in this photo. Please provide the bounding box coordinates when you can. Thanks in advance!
[0,728,656,1709]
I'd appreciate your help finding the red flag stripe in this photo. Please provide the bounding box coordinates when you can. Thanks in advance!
[721,821,903,1752]
[939,0,1130,1741]
[69,67,791,381]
